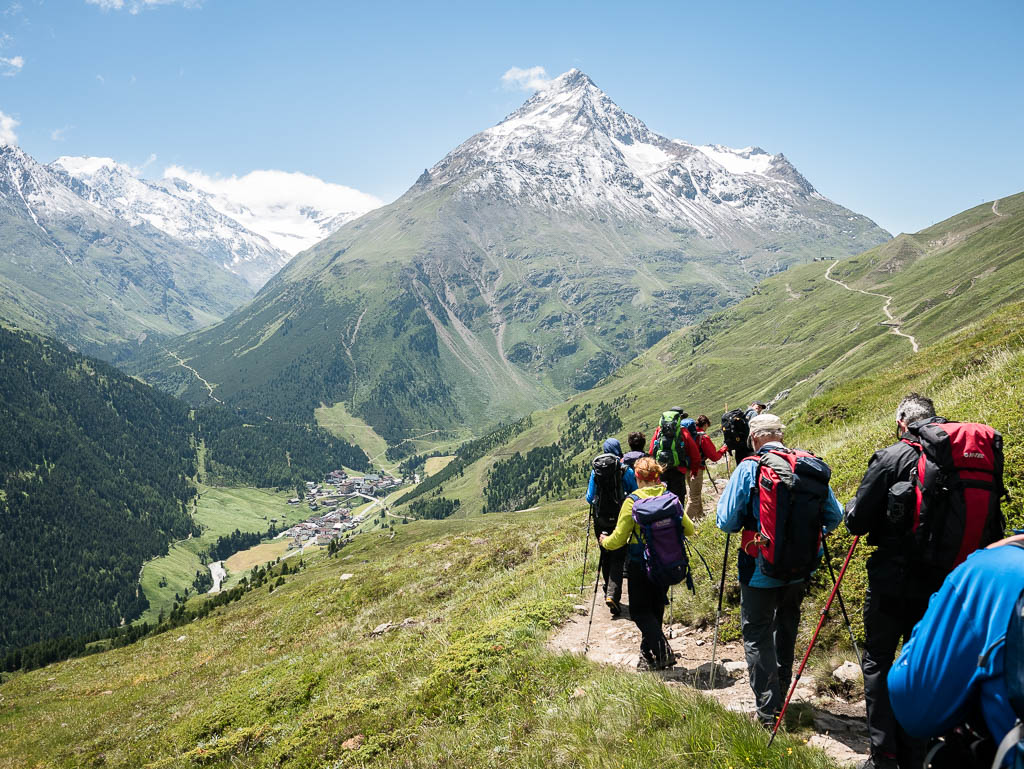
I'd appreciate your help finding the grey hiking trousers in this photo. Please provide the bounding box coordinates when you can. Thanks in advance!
[739,581,806,724]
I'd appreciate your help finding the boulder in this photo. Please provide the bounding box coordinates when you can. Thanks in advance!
[833,661,862,683]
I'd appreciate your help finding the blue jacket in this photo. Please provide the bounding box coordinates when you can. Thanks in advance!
[888,540,1024,749]
[715,442,843,588]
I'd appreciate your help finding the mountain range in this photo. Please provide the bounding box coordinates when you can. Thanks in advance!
[134,69,890,443]
[0,145,381,358]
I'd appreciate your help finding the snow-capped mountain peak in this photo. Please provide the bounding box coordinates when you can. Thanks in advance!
[424,69,842,241]
[51,156,290,289]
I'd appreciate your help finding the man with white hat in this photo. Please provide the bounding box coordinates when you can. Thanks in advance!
[716,413,843,728]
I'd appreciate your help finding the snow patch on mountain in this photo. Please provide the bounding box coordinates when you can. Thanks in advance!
[425,68,884,245]
[51,156,290,288]
[162,167,384,255]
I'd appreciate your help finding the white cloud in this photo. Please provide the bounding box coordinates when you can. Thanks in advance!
[163,166,384,255]
[0,109,18,145]
[86,0,202,13]
[501,66,551,92]
[50,125,74,141]
[0,54,23,76]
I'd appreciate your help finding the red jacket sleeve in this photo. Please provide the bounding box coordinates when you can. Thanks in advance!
[700,433,726,462]
[648,428,660,456]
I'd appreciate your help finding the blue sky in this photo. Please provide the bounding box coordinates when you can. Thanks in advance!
[2,0,1022,235]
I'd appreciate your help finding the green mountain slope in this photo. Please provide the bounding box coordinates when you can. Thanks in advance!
[394,193,1024,516]
[0,327,370,658]
[131,72,887,444]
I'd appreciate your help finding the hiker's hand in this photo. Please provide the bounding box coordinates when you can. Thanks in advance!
[598,534,607,545]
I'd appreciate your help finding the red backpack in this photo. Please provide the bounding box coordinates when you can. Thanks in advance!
[741,447,832,581]
[899,419,1006,572]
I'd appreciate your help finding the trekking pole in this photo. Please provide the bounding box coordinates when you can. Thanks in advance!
[769,536,861,748]
[822,538,862,667]
[579,505,593,594]
[709,532,731,689]
[583,549,603,655]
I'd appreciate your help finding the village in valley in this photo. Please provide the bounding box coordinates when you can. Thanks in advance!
[281,469,408,549]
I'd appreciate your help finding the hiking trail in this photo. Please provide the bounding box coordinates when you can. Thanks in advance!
[824,261,920,353]
[548,471,869,767]
[993,199,1004,217]
[163,349,223,403]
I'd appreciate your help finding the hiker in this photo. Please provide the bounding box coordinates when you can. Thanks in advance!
[647,408,702,502]
[716,413,843,728]
[845,393,1006,769]
[600,456,696,669]
[682,415,727,520]
[722,408,754,465]
[745,401,766,422]
[622,431,648,469]
[586,438,638,615]
[888,534,1024,769]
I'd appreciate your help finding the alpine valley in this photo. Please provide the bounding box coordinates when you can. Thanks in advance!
[133,70,890,444]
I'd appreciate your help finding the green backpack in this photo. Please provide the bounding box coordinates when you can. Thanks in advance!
[656,409,698,469]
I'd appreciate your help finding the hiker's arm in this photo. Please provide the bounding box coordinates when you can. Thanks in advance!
[623,467,638,493]
[701,434,726,462]
[585,471,597,504]
[844,450,890,536]
[822,488,843,534]
[888,577,980,738]
[681,512,696,537]
[601,496,635,551]
[716,463,754,534]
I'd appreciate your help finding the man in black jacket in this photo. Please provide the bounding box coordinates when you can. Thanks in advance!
[844,393,940,769]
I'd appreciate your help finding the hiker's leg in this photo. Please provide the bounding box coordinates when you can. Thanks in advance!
[684,471,703,520]
[662,467,685,500]
[606,545,626,604]
[773,580,806,696]
[627,559,661,662]
[740,583,781,724]
[598,540,612,596]
[862,587,906,762]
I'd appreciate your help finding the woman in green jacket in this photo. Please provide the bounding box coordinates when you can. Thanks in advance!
[600,456,696,669]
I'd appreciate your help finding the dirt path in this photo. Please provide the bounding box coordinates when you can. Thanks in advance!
[549,475,869,767]
[993,199,1004,217]
[164,349,223,403]
[824,261,920,353]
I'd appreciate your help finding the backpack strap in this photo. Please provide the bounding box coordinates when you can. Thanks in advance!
[991,723,1022,769]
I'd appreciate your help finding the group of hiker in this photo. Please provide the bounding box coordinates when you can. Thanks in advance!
[583,396,1020,769]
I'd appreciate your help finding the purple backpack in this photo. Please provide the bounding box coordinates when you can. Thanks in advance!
[629,492,694,591]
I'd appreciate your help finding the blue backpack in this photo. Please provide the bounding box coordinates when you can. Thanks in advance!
[628,492,694,592]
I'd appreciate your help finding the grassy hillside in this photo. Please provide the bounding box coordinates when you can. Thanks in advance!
[0,502,832,769]
[396,192,1024,518]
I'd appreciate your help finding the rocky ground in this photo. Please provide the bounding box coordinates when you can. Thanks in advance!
[549,586,870,767]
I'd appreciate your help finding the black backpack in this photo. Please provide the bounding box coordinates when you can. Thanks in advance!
[721,409,750,453]
[591,453,625,530]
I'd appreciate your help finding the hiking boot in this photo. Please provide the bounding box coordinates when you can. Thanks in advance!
[605,597,621,616]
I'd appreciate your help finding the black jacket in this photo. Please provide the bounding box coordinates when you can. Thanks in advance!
[845,423,946,597]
